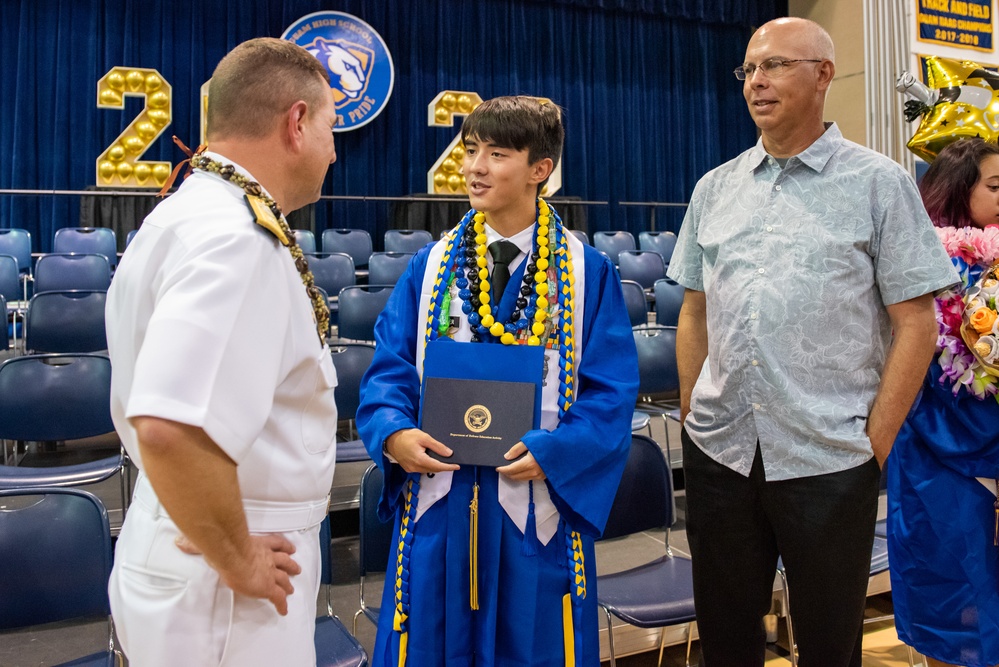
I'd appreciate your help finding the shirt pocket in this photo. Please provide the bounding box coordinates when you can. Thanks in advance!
[302,349,338,455]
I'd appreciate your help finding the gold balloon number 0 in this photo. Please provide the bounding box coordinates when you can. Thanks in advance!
[96,67,172,188]
[426,91,561,196]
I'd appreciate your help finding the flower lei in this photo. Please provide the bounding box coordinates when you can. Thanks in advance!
[934,225,999,400]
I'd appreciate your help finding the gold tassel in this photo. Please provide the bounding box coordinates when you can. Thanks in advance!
[398,631,408,667]
[470,483,480,610]
[562,593,575,666]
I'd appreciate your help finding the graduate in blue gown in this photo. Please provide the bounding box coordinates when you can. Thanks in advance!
[887,138,999,667]
[356,96,638,666]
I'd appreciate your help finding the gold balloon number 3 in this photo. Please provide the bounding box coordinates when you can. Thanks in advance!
[426,91,561,196]
[96,67,172,188]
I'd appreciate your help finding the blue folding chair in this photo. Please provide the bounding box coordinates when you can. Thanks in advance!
[294,229,317,255]
[337,285,394,342]
[54,227,118,270]
[0,354,126,512]
[125,229,138,248]
[621,279,648,328]
[316,517,369,667]
[632,326,680,457]
[25,290,107,353]
[368,252,413,285]
[330,344,375,463]
[0,488,122,666]
[619,250,667,293]
[593,231,636,264]
[569,229,590,245]
[639,231,678,262]
[654,278,685,327]
[33,253,112,293]
[352,464,393,634]
[323,229,372,280]
[0,254,20,302]
[0,228,33,276]
[384,229,432,254]
[307,253,356,326]
[598,434,696,667]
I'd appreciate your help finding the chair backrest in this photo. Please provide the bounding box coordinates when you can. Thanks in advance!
[125,229,138,248]
[368,252,413,285]
[600,435,673,540]
[618,250,666,290]
[322,229,373,268]
[654,279,684,327]
[0,488,113,629]
[638,231,677,261]
[0,228,32,274]
[34,253,112,293]
[634,325,679,396]
[358,463,394,577]
[329,343,376,420]
[0,253,20,301]
[569,229,589,245]
[384,229,433,253]
[53,227,118,269]
[306,253,356,299]
[0,294,7,352]
[0,354,114,441]
[293,229,317,255]
[337,285,394,341]
[319,514,333,587]
[26,290,108,353]
[593,231,636,264]
[620,280,648,328]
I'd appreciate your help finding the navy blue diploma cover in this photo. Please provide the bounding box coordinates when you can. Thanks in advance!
[421,340,544,467]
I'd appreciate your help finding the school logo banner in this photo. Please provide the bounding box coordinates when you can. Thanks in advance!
[282,11,395,131]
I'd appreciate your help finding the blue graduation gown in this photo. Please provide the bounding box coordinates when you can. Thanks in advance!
[357,241,638,666]
[887,364,999,667]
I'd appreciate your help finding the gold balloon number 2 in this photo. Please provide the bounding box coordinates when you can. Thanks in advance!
[96,67,172,188]
[426,91,561,196]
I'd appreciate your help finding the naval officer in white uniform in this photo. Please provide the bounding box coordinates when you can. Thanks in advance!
[106,37,339,666]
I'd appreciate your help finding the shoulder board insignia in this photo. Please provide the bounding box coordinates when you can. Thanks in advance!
[245,194,289,246]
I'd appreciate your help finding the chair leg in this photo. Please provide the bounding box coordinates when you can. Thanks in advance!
[603,607,617,667]
[656,625,667,667]
[684,621,695,667]
[778,568,798,667]
[352,609,362,636]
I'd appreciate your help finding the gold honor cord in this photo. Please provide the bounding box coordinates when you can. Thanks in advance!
[470,483,480,610]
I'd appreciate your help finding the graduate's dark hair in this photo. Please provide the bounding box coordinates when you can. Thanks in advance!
[920,137,999,228]
[460,96,564,191]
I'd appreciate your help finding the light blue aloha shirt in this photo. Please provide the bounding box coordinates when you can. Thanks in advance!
[668,123,958,480]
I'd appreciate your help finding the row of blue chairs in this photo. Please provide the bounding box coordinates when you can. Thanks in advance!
[623,278,685,328]
[293,228,433,269]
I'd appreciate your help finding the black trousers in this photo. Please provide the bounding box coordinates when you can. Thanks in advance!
[681,428,880,667]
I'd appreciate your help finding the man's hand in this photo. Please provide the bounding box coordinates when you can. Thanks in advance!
[496,442,546,481]
[385,428,460,474]
[175,533,301,616]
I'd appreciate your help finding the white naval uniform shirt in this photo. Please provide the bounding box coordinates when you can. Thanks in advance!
[107,156,338,505]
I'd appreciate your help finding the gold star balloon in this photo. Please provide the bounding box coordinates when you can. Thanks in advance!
[896,56,999,162]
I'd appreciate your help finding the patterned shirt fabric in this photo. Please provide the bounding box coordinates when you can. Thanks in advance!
[667,123,958,480]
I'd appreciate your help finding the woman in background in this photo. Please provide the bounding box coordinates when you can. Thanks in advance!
[888,137,999,667]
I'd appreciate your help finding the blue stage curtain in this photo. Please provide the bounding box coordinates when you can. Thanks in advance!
[0,0,783,251]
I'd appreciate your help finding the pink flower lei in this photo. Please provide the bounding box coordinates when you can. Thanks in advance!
[933,226,999,400]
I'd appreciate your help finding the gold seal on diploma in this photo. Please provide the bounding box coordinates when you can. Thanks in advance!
[464,405,491,433]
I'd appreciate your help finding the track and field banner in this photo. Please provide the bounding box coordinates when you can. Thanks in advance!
[917,0,994,52]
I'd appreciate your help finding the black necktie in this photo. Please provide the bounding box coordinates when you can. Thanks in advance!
[488,240,521,299]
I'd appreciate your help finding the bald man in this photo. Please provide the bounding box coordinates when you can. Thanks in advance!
[106,38,339,666]
[667,18,956,666]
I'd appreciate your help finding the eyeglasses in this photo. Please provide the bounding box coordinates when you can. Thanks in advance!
[734,58,823,81]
